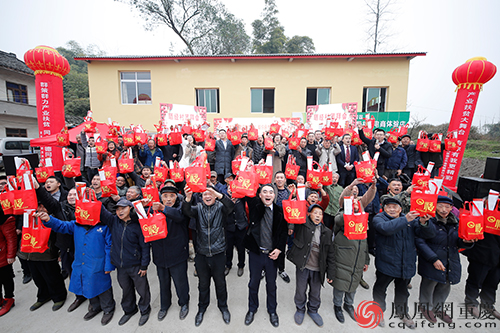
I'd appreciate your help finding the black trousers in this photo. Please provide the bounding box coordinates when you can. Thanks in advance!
[372,270,410,315]
[248,251,278,314]
[89,287,115,313]
[339,170,356,188]
[194,252,228,312]
[116,266,151,315]
[225,228,246,269]
[28,260,67,303]
[465,260,500,307]
[367,213,377,255]
[156,261,190,311]
[323,213,335,230]
[60,249,74,276]
[0,264,15,299]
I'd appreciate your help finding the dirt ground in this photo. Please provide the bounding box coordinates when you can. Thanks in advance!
[458,158,486,178]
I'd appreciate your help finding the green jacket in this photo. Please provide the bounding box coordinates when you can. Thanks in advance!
[332,209,370,293]
[287,217,335,285]
[381,190,412,214]
[324,183,344,216]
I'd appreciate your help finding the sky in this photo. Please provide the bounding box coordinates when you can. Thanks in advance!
[2,0,499,129]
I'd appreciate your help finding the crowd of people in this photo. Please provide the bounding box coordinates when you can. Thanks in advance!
[0,124,499,330]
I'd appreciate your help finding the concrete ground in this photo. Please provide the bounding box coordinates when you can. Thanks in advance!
[1,253,499,333]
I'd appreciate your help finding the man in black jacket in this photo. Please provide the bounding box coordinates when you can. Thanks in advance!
[358,126,392,176]
[401,134,423,179]
[182,185,234,326]
[225,187,248,277]
[150,186,190,321]
[243,184,288,328]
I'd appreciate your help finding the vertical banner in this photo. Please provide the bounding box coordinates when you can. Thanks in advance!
[440,57,496,191]
[24,46,70,170]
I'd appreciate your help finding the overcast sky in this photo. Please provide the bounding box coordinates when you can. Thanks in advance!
[2,0,499,129]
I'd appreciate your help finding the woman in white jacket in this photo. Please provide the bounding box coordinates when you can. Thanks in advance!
[179,134,203,168]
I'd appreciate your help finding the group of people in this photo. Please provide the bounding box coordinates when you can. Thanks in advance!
[0,124,499,330]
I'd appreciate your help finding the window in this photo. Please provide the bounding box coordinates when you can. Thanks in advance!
[306,88,330,106]
[5,128,27,137]
[120,72,152,104]
[6,82,28,104]
[362,87,387,112]
[196,89,219,113]
[251,89,275,113]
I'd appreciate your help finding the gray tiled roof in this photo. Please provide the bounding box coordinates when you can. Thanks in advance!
[0,50,34,75]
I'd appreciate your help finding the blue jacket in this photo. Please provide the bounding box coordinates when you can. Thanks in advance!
[43,217,114,299]
[373,212,436,279]
[416,214,473,284]
[385,146,408,171]
[100,207,150,270]
[150,200,190,269]
[139,145,164,169]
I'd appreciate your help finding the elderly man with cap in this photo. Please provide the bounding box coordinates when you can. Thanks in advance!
[99,198,151,326]
[147,185,190,322]
[287,203,335,327]
[372,197,435,328]
[401,134,423,179]
[234,133,253,160]
[416,195,475,324]
[182,184,234,326]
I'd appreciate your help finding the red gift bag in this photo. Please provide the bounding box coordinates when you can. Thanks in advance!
[35,159,55,183]
[416,131,430,152]
[139,211,168,243]
[320,165,333,186]
[56,127,70,146]
[231,170,258,198]
[255,165,273,184]
[282,194,307,224]
[484,201,500,236]
[363,126,374,140]
[410,190,438,217]
[205,136,216,151]
[83,121,97,133]
[156,133,169,146]
[412,165,430,189]
[264,137,274,151]
[135,132,148,145]
[248,126,258,141]
[351,132,362,146]
[285,156,300,180]
[182,124,192,135]
[344,211,369,240]
[429,134,442,153]
[13,175,38,215]
[118,155,134,174]
[269,123,281,135]
[154,166,169,183]
[0,189,14,215]
[354,160,376,183]
[288,135,300,150]
[122,131,137,147]
[192,128,205,142]
[62,152,82,178]
[100,179,118,198]
[21,214,51,253]
[387,127,399,144]
[232,155,243,175]
[185,167,207,193]
[100,166,117,183]
[307,162,323,190]
[228,131,241,146]
[142,184,160,205]
[75,189,102,226]
[170,162,184,183]
[16,159,32,178]
[459,201,484,240]
[168,131,182,145]
[444,131,458,152]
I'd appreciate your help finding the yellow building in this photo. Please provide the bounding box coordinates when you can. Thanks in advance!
[76,53,425,130]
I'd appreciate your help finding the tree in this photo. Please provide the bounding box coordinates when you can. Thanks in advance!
[118,0,250,55]
[56,41,106,118]
[251,0,315,54]
[365,0,394,53]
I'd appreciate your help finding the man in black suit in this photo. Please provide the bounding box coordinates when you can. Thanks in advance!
[358,126,393,176]
[401,134,423,179]
[214,129,235,184]
[243,185,288,328]
[336,134,359,187]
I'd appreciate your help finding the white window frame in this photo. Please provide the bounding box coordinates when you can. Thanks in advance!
[196,88,219,113]
[120,72,152,105]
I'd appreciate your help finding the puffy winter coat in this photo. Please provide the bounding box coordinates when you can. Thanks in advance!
[0,215,16,267]
[332,210,370,292]
[150,201,190,269]
[139,145,164,169]
[43,217,114,299]
[100,207,150,270]
[287,217,335,285]
[182,195,234,257]
[416,214,473,284]
[372,211,436,279]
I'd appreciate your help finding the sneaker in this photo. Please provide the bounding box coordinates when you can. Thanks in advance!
[294,310,305,325]
[0,298,15,316]
[307,310,323,327]
[359,278,369,290]
[401,314,416,329]
[278,270,290,283]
